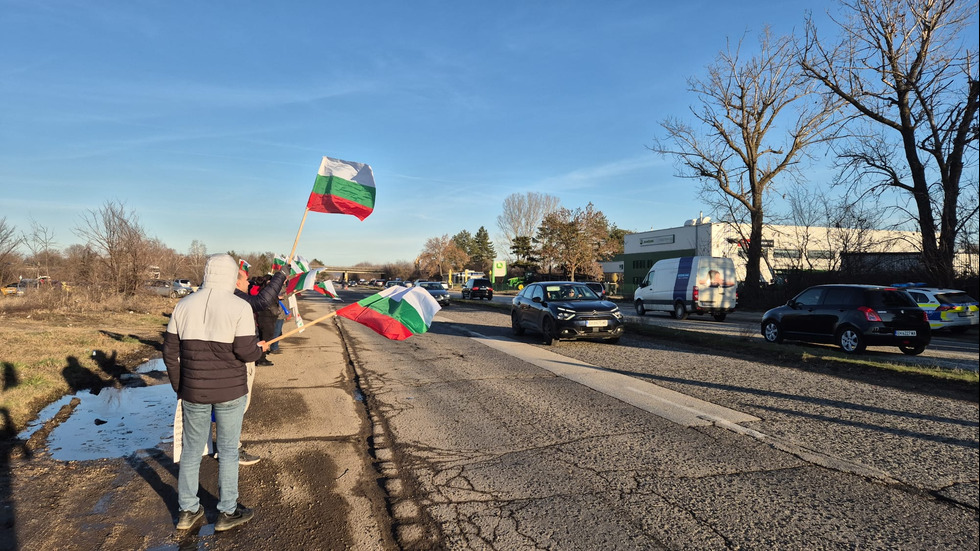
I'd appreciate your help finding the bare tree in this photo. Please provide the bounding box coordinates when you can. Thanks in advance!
[496,192,561,257]
[73,200,150,293]
[418,234,469,280]
[784,185,888,271]
[188,240,208,282]
[799,0,980,286]
[652,28,840,296]
[63,244,99,288]
[0,217,23,284]
[21,219,56,279]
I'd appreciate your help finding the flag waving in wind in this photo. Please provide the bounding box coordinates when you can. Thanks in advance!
[285,268,324,295]
[272,254,288,272]
[290,256,310,277]
[337,285,440,340]
[315,280,340,299]
[307,156,376,221]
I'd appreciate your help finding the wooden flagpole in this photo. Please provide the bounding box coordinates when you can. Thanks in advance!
[286,207,311,268]
[267,310,338,345]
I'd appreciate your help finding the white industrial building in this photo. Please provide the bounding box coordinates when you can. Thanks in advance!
[617,216,931,297]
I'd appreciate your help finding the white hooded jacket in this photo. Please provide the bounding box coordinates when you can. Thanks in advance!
[163,254,263,403]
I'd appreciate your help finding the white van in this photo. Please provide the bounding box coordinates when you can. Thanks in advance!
[634,256,737,321]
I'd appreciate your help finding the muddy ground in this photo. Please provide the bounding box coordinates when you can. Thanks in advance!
[0,300,399,551]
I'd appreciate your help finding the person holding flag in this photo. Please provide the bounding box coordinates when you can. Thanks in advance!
[232,264,287,465]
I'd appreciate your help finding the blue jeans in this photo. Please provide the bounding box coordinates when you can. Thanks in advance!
[177,395,246,514]
[271,319,284,352]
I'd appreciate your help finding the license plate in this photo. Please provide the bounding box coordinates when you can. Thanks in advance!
[586,320,608,327]
[895,330,916,336]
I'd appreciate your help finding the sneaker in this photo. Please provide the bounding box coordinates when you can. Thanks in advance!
[256,359,274,366]
[238,447,261,466]
[214,504,254,532]
[176,506,204,530]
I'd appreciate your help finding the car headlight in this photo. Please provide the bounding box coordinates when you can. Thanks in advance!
[556,307,576,320]
[611,306,623,320]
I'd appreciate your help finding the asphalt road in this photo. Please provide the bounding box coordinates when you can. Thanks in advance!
[339,298,979,549]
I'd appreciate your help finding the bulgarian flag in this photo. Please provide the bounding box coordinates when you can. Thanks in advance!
[337,285,440,340]
[307,156,376,221]
[239,259,250,274]
[290,255,310,277]
[285,268,324,295]
[315,280,341,299]
[272,254,288,272]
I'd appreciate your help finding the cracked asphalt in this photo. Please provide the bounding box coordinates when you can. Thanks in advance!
[342,300,979,550]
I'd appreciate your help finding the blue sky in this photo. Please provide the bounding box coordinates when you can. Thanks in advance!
[1,0,836,266]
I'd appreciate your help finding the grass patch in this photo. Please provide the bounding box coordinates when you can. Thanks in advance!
[0,305,170,436]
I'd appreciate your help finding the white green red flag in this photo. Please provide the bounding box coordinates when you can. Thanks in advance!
[272,254,288,272]
[307,156,376,221]
[239,259,250,274]
[290,256,310,277]
[315,279,340,299]
[285,268,324,295]
[336,285,440,340]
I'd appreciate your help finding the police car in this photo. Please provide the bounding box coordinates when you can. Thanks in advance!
[895,284,979,333]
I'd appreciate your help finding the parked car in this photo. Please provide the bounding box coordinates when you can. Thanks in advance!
[384,280,403,289]
[145,279,191,298]
[173,279,194,295]
[418,281,450,307]
[761,284,930,355]
[898,285,978,333]
[511,281,625,345]
[461,278,494,300]
[584,281,607,299]
[2,282,22,296]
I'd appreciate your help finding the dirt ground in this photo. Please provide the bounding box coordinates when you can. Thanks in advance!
[0,298,398,551]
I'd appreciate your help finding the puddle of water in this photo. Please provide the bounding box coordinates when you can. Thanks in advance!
[17,359,177,462]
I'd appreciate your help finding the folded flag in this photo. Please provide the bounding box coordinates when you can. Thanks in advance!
[239,259,250,274]
[336,285,440,340]
[307,156,376,221]
[272,254,288,272]
[285,268,324,295]
[290,255,310,277]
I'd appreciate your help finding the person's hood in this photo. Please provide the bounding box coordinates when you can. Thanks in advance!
[200,254,239,292]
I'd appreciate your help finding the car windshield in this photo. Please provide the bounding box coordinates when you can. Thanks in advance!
[543,284,599,300]
[421,282,441,290]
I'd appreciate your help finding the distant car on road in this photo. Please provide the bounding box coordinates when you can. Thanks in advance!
[761,284,930,355]
[461,278,493,300]
[511,281,625,345]
[417,281,450,307]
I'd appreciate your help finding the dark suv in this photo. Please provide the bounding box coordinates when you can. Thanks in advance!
[761,284,930,355]
[461,278,494,300]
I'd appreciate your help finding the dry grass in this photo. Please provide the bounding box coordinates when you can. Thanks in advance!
[0,290,176,435]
